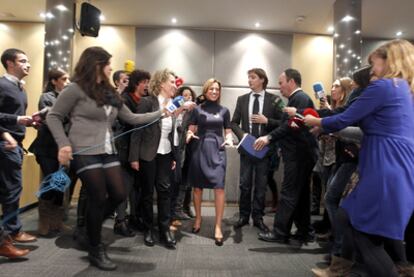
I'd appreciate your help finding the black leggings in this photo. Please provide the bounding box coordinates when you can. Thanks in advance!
[75,155,126,246]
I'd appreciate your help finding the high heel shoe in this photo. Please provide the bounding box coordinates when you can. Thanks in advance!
[214,236,223,246]
[192,226,200,234]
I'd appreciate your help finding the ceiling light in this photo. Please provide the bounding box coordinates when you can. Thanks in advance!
[339,44,345,49]
[40,12,54,19]
[334,33,339,38]
[68,28,74,33]
[341,15,354,22]
[62,35,69,40]
[343,58,349,63]
[171,17,177,24]
[295,15,306,23]
[99,14,105,21]
[255,22,261,28]
[0,12,15,18]
[327,26,334,32]
[354,30,361,34]
[396,31,403,37]
[347,49,352,54]
[56,4,68,11]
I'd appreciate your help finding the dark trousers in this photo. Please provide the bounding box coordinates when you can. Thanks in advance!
[140,153,173,232]
[239,154,269,221]
[274,156,314,237]
[115,164,136,221]
[0,142,23,234]
[405,213,414,262]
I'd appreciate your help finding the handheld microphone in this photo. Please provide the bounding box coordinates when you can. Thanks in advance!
[175,77,184,87]
[288,108,319,130]
[124,60,135,74]
[303,108,319,118]
[313,82,325,100]
[166,96,185,113]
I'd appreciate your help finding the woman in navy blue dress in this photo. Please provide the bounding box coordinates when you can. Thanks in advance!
[186,78,233,246]
[305,39,414,277]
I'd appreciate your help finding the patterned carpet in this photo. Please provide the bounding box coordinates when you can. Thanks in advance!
[0,206,330,277]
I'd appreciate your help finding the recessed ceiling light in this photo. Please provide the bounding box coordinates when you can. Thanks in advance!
[341,15,354,22]
[40,12,54,19]
[354,30,361,34]
[327,26,334,32]
[56,4,68,11]
[339,44,345,49]
[295,15,306,23]
[334,33,339,38]
[171,17,177,24]
[99,14,105,21]
[255,22,261,28]
[396,31,403,36]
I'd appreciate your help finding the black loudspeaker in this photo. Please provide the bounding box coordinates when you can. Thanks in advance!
[79,2,101,37]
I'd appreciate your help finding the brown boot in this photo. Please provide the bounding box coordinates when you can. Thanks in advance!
[311,256,353,277]
[38,199,52,236]
[397,263,414,277]
[0,237,30,258]
[50,204,71,233]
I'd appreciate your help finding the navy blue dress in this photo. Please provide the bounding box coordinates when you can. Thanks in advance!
[322,78,414,240]
[188,101,231,189]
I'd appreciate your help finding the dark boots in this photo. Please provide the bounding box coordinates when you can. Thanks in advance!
[113,218,135,237]
[88,243,117,271]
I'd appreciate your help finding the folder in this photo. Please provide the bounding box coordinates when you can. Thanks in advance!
[237,134,269,160]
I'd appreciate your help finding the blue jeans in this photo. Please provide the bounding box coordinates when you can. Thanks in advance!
[324,162,357,256]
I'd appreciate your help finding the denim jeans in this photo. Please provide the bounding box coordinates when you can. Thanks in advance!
[325,162,357,255]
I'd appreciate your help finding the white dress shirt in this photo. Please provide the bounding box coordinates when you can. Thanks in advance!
[248,90,265,133]
[157,94,173,154]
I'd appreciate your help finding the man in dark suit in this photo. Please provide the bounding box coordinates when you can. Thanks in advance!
[231,68,283,232]
[254,68,318,244]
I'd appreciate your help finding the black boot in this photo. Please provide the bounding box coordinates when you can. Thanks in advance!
[114,218,135,237]
[143,229,155,247]
[88,243,117,271]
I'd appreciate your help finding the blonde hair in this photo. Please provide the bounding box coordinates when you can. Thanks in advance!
[333,77,353,108]
[202,78,222,102]
[148,68,175,96]
[369,39,414,93]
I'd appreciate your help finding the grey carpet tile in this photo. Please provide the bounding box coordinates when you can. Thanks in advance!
[0,206,328,277]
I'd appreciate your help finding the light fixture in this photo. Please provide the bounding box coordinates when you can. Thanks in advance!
[339,44,345,49]
[341,15,354,22]
[343,58,349,63]
[40,12,54,19]
[295,15,306,23]
[396,31,403,37]
[68,28,74,33]
[56,4,68,11]
[327,26,334,32]
[334,33,339,38]
[354,30,361,34]
[99,14,105,21]
[255,22,261,28]
[171,17,177,24]
[347,49,352,54]
[62,35,69,40]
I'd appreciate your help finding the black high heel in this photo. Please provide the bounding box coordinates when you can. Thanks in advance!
[214,237,223,246]
[192,227,200,234]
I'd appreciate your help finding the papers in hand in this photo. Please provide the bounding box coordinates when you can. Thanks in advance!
[237,134,269,160]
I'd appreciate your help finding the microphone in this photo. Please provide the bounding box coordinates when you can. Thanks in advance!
[313,82,326,100]
[175,77,184,87]
[303,107,319,118]
[166,96,185,113]
[124,60,135,74]
[288,108,319,130]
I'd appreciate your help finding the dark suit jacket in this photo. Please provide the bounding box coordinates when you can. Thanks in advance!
[129,95,175,162]
[268,90,318,161]
[231,91,283,141]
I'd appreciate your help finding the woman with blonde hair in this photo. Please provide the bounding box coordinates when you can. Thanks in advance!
[128,68,179,249]
[305,39,414,276]
[186,78,233,246]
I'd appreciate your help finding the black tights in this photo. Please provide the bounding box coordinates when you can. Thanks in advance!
[78,166,126,246]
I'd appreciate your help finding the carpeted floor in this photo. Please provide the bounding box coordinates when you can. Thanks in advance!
[0,206,331,277]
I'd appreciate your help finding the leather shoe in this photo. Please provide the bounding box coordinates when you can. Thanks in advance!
[291,231,315,243]
[160,231,176,249]
[114,219,136,237]
[174,211,191,220]
[0,238,29,258]
[10,232,37,243]
[258,231,289,243]
[253,219,270,232]
[233,218,249,229]
[215,237,223,246]
[143,230,155,247]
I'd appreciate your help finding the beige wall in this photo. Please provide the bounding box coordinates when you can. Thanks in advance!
[72,25,136,77]
[292,34,334,104]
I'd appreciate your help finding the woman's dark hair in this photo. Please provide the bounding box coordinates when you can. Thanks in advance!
[352,65,372,89]
[44,68,67,93]
[124,69,151,93]
[72,46,122,108]
[176,86,196,100]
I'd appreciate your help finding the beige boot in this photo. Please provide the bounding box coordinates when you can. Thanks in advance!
[38,199,52,236]
[50,204,71,233]
[311,256,353,277]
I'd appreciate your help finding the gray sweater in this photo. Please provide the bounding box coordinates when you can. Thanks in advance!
[47,83,162,155]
